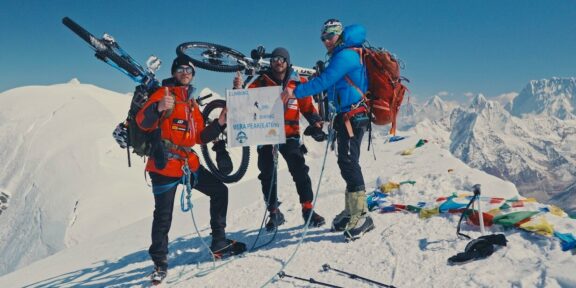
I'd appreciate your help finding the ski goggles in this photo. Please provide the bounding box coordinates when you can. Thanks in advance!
[270,56,286,64]
[175,66,194,74]
[320,32,337,42]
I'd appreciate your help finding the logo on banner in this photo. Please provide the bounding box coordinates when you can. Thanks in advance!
[236,131,248,144]
[267,129,278,137]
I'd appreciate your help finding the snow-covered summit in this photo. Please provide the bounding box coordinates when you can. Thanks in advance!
[509,77,576,119]
[68,78,81,85]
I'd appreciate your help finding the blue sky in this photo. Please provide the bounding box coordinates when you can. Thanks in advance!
[1,0,575,102]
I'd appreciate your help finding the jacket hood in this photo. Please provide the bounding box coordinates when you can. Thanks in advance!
[333,24,366,53]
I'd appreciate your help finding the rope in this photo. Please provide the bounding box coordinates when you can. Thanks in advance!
[260,114,336,287]
[178,163,218,269]
[250,144,281,251]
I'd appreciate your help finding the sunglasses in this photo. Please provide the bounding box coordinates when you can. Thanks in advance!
[175,66,194,74]
[270,56,286,64]
[320,32,336,42]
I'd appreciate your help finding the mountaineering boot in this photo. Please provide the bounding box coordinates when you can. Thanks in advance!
[150,263,168,285]
[302,201,326,227]
[343,190,375,241]
[265,208,286,231]
[331,192,351,232]
[210,238,247,259]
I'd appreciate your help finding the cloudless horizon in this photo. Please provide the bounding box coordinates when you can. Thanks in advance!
[1,0,575,102]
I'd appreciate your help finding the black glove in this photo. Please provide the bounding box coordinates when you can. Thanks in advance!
[212,140,233,175]
[304,125,327,142]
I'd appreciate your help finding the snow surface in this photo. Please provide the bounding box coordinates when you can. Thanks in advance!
[0,82,575,287]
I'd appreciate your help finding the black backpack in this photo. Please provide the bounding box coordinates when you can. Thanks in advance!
[126,84,157,157]
[112,83,160,165]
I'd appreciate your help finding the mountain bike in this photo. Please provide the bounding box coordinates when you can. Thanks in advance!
[62,17,249,183]
[177,42,329,120]
[176,42,317,87]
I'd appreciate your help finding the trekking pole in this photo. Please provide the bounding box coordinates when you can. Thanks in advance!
[260,115,336,288]
[250,144,280,251]
[322,264,396,288]
[125,121,132,167]
[277,271,344,288]
[472,184,485,235]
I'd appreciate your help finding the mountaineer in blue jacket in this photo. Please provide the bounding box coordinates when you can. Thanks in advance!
[282,19,374,241]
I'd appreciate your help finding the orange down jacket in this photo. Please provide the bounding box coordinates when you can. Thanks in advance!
[136,85,205,177]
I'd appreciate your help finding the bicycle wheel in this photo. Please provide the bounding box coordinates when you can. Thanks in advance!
[177,42,246,73]
[200,100,250,183]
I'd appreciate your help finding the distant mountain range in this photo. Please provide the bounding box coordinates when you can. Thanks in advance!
[404,77,576,215]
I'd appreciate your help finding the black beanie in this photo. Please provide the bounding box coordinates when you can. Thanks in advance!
[270,47,290,66]
[171,54,196,75]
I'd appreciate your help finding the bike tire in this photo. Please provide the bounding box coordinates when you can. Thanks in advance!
[177,42,245,73]
[200,100,250,183]
[62,17,144,78]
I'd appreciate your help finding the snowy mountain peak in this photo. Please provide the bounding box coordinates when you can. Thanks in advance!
[68,78,81,85]
[469,93,489,109]
[510,77,576,119]
[426,95,446,109]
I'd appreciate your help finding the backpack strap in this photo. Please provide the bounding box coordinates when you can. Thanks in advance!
[344,48,376,150]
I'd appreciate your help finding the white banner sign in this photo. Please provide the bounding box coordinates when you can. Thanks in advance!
[226,86,285,147]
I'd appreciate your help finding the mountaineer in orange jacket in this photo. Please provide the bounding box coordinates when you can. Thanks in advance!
[233,47,326,231]
[137,54,246,281]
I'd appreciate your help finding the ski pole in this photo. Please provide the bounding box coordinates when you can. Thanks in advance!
[322,264,396,288]
[125,121,132,167]
[277,271,343,288]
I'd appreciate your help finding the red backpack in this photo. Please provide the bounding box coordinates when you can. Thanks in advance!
[346,47,408,135]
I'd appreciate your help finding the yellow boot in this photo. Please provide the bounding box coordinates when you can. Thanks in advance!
[344,190,375,241]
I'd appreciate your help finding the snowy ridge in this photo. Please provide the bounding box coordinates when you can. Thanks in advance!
[0,81,147,275]
[509,77,576,119]
[397,95,456,131]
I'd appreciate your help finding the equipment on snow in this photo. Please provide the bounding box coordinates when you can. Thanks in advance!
[450,184,508,265]
[448,234,508,265]
[322,263,396,288]
[277,271,343,288]
[457,184,485,239]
